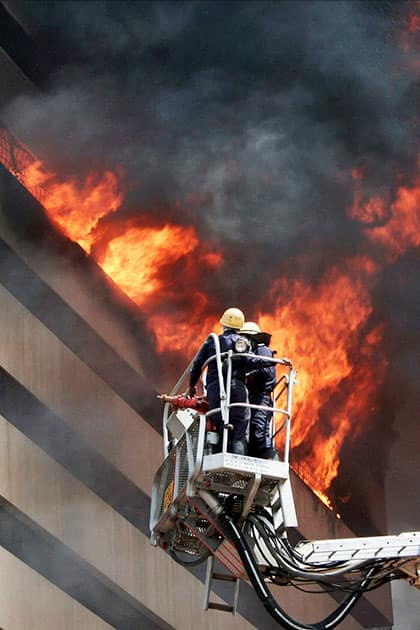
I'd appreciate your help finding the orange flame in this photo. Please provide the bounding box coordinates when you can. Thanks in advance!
[349,168,420,261]
[149,293,218,354]
[257,257,380,498]
[0,115,418,512]
[98,224,200,306]
[368,181,420,258]
[2,144,223,352]
[22,160,123,252]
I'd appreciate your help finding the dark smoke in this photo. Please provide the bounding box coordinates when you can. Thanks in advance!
[2,1,419,625]
[3,0,420,570]
[3,2,417,284]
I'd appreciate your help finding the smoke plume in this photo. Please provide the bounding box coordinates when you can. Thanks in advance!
[2,0,419,561]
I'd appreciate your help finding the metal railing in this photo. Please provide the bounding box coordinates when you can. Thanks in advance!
[150,413,206,533]
[162,334,297,464]
[0,125,46,203]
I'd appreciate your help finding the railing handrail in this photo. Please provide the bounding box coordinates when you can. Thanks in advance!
[150,415,206,531]
[162,332,296,462]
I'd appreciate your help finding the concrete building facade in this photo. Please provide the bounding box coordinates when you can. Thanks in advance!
[0,4,395,627]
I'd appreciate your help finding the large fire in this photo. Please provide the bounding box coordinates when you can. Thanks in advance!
[0,130,224,355]
[256,257,381,508]
[349,169,420,261]
[0,127,418,513]
[98,224,199,305]
[19,159,123,252]
[0,7,418,516]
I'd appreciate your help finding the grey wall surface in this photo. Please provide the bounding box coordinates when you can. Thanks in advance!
[0,5,406,627]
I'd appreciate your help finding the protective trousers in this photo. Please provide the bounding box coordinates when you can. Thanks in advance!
[248,392,273,457]
[207,379,250,453]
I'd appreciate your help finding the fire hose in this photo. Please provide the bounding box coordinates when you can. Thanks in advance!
[222,514,379,630]
[157,393,209,413]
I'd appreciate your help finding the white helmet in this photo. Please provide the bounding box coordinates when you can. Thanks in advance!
[241,321,261,335]
[220,307,245,330]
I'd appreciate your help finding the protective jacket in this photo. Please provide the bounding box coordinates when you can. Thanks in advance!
[247,343,276,458]
[246,344,276,397]
[189,329,249,389]
[189,328,250,453]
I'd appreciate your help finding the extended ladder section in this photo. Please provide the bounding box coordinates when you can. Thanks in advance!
[150,338,420,628]
[296,532,420,588]
[203,555,241,614]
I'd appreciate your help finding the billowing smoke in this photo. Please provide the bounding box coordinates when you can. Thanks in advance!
[2,0,419,567]
[4,2,417,271]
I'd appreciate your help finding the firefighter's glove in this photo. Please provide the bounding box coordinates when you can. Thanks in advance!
[185,385,196,398]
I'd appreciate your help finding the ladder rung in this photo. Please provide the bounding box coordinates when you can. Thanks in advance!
[208,602,234,612]
[212,572,238,582]
[203,556,240,615]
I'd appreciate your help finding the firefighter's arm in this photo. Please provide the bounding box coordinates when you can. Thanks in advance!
[247,346,275,379]
[187,337,212,396]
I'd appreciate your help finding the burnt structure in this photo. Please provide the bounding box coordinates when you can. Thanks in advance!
[0,3,395,628]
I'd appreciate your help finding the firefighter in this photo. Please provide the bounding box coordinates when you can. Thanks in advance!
[186,307,251,455]
[241,322,277,459]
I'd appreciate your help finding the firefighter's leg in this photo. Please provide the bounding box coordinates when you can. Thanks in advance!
[249,393,275,458]
[206,384,222,452]
[229,380,250,455]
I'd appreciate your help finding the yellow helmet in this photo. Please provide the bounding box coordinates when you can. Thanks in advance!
[241,321,261,335]
[220,307,245,330]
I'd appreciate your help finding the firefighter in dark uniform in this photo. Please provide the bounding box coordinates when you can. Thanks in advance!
[241,322,277,459]
[186,307,251,455]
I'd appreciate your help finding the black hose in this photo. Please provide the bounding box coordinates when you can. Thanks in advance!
[223,515,375,630]
[246,516,363,583]
[249,513,347,570]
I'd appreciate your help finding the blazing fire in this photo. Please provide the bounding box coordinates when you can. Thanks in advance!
[257,258,380,508]
[366,182,420,258]
[98,224,199,305]
[349,168,420,261]
[0,128,224,354]
[149,297,218,355]
[0,125,418,514]
[21,159,123,252]
[0,3,418,517]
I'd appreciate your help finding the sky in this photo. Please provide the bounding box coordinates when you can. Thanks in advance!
[2,1,420,627]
